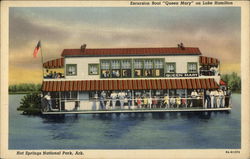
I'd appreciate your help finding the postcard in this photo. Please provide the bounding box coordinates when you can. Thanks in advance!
[1,0,249,159]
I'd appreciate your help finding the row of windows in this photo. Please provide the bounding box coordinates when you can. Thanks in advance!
[99,59,165,78]
[66,59,198,77]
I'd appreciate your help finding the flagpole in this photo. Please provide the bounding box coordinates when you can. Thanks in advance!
[40,41,44,78]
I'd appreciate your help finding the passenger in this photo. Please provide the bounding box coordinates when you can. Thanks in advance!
[191,90,198,107]
[143,96,148,108]
[222,88,227,108]
[164,94,170,109]
[136,96,142,108]
[210,90,215,108]
[170,96,175,108]
[100,91,106,110]
[106,99,111,110]
[53,71,58,78]
[210,67,215,76]
[118,91,126,109]
[181,95,187,108]
[110,91,117,109]
[214,90,220,108]
[116,70,120,77]
[49,71,53,78]
[176,96,181,108]
[214,67,219,76]
[147,96,151,108]
[45,69,50,78]
[218,89,224,108]
[152,96,158,108]
[104,71,110,78]
[44,92,52,111]
[127,90,132,109]
[205,89,211,108]
[227,87,232,107]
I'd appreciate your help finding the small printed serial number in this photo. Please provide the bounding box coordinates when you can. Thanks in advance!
[225,150,240,154]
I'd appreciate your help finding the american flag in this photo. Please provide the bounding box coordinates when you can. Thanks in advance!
[33,41,41,58]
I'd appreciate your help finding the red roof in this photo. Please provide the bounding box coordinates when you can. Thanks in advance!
[199,56,219,65]
[43,58,64,69]
[42,78,219,92]
[220,80,227,85]
[61,47,201,57]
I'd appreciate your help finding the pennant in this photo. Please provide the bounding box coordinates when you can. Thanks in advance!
[33,41,41,58]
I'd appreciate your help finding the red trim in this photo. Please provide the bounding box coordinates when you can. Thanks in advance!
[199,56,219,65]
[62,47,201,57]
[43,58,64,69]
[42,78,220,92]
[220,80,227,85]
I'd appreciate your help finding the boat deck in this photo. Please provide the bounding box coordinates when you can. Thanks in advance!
[42,107,231,115]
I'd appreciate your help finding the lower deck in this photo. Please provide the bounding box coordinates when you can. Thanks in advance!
[42,107,231,115]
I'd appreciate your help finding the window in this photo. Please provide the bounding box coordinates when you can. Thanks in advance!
[111,60,121,78]
[100,60,110,78]
[134,59,143,77]
[166,63,176,74]
[121,59,132,78]
[187,62,197,73]
[99,58,165,78]
[154,59,164,77]
[88,64,99,75]
[66,64,77,76]
[144,59,153,77]
[133,58,165,78]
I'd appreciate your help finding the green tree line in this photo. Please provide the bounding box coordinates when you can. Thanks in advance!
[221,72,241,92]
[9,83,42,93]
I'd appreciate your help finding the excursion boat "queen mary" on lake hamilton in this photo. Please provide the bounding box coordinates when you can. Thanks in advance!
[41,43,232,114]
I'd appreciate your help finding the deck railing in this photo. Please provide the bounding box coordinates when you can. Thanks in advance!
[42,95,231,112]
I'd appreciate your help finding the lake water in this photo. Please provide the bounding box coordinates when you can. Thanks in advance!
[9,94,241,149]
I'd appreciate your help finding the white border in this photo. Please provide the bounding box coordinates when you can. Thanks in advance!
[1,1,249,159]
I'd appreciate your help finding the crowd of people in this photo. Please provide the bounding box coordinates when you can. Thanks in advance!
[97,89,231,110]
[44,70,64,79]
[204,88,231,109]
[199,66,219,76]
[41,88,231,112]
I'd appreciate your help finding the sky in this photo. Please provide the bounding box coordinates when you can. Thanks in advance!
[9,7,241,84]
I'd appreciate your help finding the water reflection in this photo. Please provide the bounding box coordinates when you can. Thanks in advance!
[41,111,231,123]
[9,94,240,149]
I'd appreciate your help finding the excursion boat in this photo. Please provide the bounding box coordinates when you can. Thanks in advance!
[41,43,232,114]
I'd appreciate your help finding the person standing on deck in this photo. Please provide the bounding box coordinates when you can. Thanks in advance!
[210,90,215,108]
[127,90,132,109]
[164,94,170,109]
[176,96,181,108]
[44,92,52,111]
[143,95,148,108]
[136,96,142,108]
[214,89,219,108]
[170,96,175,108]
[148,96,152,109]
[118,91,126,109]
[221,88,226,108]
[191,90,198,107]
[218,89,224,108]
[152,96,158,108]
[205,90,211,108]
[100,91,106,110]
[110,91,117,109]
[227,87,232,107]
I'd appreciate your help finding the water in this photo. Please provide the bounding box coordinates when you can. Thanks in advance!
[9,94,241,149]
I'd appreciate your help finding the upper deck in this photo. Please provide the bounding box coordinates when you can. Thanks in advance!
[43,45,220,82]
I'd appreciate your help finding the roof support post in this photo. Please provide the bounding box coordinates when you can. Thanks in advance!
[149,90,152,109]
[59,92,61,112]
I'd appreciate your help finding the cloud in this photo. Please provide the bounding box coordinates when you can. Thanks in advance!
[9,7,241,84]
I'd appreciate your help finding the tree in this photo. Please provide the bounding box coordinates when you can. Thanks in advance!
[221,72,241,92]
[17,93,42,115]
